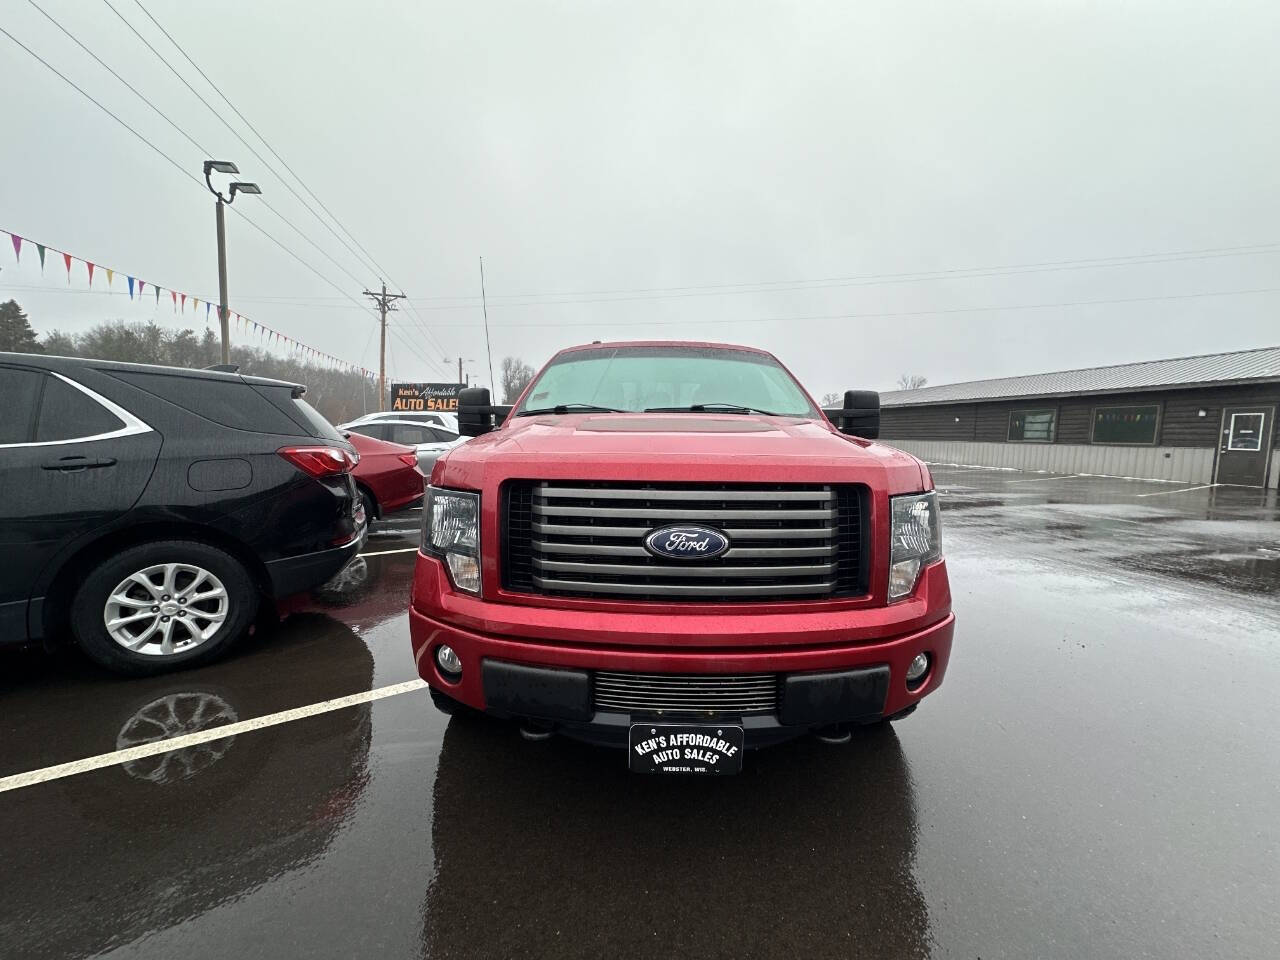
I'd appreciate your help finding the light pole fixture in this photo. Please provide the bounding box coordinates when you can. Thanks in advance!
[203,160,261,364]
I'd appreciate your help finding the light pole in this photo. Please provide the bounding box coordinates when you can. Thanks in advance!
[444,357,476,387]
[203,160,261,365]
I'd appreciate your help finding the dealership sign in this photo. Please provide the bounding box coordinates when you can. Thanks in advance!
[390,382,461,412]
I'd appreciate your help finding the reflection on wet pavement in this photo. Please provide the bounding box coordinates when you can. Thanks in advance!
[0,618,374,960]
[0,489,1276,959]
[934,466,1280,597]
[424,716,926,959]
[116,691,239,784]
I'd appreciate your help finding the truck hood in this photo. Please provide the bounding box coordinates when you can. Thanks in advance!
[434,413,928,493]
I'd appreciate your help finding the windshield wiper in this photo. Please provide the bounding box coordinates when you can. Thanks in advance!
[515,403,626,416]
[643,403,784,416]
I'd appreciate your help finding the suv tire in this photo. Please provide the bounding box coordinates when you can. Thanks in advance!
[70,540,258,676]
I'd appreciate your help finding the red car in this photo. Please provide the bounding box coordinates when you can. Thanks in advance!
[409,341,953,774]
[345,431,424,522]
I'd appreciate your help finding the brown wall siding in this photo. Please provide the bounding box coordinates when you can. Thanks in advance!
[882,384,1280,448]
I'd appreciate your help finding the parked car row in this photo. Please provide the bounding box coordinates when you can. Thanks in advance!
[5,340,954,775]
[339,416,466,477]
[0,352,431,675]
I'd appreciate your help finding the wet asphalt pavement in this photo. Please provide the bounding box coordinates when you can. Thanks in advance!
[1,470,1278,959]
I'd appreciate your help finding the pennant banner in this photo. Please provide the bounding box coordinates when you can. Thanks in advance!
[4,227,370,375]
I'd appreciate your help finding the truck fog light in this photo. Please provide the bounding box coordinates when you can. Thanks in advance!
[436,644,462,678]
[906,652,930,687]
[446,553,481,593]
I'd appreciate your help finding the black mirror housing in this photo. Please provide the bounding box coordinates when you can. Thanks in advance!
[458,387,513,437]
[822,390,880,439]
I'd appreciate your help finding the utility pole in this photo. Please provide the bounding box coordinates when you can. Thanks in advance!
[363,281,406,410]
[445,357,475,387]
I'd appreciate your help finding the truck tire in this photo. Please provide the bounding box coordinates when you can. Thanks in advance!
[70,540,259,676]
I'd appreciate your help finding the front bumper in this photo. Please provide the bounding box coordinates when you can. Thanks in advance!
[409,555,954,748]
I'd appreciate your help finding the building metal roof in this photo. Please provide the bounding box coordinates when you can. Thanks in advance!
[880,344,1280,407]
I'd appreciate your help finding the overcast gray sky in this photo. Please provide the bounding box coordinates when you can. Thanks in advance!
[2,0,1277,396]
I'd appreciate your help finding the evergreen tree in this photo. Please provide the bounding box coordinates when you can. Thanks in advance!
[0,300,42,353]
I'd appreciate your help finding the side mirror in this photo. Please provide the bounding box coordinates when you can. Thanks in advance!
[822,389,880,439]
[457,387,513,437]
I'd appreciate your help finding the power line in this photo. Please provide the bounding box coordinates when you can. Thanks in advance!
[469,241,1280,303]
[99,0,378,288]
[392,245,1280,313]
[0,24,200,188]
[109,240,1275,314]
[27,0,371,298]
[122,0,454,366]
[129,0,385,280]
[0,20,376,323]
[410,284,1280,328]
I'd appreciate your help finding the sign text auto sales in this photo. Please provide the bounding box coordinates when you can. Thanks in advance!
[633,731,739,772]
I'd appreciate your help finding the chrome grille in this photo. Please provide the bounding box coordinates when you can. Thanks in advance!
[594,671,777,715]
[503,481,864,602]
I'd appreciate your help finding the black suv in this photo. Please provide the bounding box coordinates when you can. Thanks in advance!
[0,352,365,675]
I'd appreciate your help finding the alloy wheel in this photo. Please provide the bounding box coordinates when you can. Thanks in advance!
[103,562,230,657]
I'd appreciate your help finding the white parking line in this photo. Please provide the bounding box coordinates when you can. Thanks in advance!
[358,547,420,557]
[1135,483,1220,498]
[1006,475,1078,483]
[0,679,430,795]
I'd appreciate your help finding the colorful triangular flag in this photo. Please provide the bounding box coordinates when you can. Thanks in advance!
[170,290,177,312]
[87,262,95,286]
[10,234,21,262]
[154,285,160,305]
[128,276,135,299]
[138,280,146,297]
[63,252,72,281]
[106,268,114,288]
[36,244,46,271]
[180,293,187,312]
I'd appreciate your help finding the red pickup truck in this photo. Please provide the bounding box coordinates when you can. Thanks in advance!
[409,341,953,774]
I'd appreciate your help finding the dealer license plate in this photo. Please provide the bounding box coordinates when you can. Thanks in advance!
[628,723,744,775]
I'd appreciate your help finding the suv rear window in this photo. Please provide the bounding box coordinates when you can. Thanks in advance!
[290,397,344,442]
[112,370,303,435]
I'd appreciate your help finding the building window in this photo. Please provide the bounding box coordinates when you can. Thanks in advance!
[1091,404,1160,445]
[1008,409,1057,443]
[1227,412,1265,451]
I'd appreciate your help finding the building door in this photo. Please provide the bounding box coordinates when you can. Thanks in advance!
[1214,405,1274,486]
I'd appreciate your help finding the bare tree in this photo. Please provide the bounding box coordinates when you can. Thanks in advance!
[896,374,928,391]
[501,356,537,404]
[28,317,374,423]
[820,392,842,407]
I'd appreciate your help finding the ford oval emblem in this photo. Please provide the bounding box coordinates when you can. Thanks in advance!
[644,524,730,561]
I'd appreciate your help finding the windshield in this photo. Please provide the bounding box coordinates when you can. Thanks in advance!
[515,346,819,417]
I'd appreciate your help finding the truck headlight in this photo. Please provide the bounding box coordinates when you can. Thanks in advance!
[889,491,942,600]
[423,486,481,594]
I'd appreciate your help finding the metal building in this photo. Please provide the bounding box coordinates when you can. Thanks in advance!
[879,345,1280,488]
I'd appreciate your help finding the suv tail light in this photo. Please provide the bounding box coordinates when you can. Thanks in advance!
[278,445,359,478]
